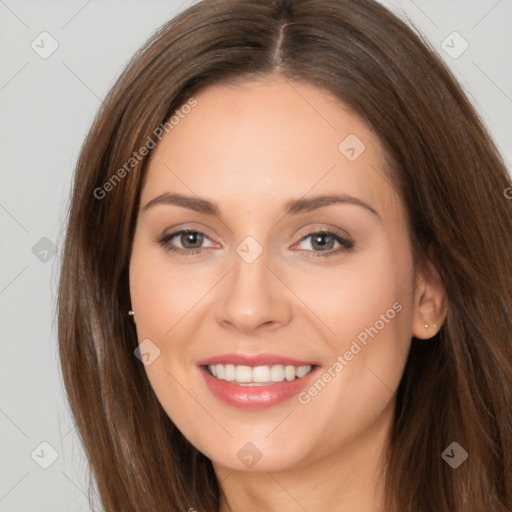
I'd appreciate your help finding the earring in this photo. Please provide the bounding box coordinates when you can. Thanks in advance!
[424,323,429,329]
[128,310,134,316]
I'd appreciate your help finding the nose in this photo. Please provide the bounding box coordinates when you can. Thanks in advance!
[215,247,293,334]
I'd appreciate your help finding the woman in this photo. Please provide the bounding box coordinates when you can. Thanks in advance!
[58,0,512,510]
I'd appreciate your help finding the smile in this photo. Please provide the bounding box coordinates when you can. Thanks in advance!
[197,354,321,409]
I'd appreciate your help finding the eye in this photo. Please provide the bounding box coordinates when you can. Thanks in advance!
[156,228,354,258]
[157,229,214,255]
[293,230,354,258]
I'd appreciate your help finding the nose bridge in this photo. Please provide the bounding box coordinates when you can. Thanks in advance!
[215,236,292,332]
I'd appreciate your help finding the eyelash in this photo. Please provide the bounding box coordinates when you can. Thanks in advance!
[156,228,354,258]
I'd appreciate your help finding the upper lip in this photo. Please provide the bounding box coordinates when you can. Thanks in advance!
[196,353,319,367]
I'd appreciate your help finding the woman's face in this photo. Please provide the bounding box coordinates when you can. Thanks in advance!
[129,75,442,474]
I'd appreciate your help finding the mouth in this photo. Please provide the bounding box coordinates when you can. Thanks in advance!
[196,354,320,409]
[205,363,315,386]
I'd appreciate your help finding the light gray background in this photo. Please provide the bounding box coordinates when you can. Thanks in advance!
[1,1,511,510]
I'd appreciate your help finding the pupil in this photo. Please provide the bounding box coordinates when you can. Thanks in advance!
[313,233,333,250]
[184,232,201,248]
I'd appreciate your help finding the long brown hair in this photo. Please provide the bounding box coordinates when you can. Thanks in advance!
[57,0,512,510]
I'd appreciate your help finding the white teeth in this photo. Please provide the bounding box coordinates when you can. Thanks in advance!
[296,366,311,378]
[285,365,296,381]
[253,366,270,383]
[235,365,252,383]
[207,363,313,384]
[270,364,284,382]
[224,364,235,381]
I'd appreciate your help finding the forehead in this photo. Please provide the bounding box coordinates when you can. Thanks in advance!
[141,77,397,217]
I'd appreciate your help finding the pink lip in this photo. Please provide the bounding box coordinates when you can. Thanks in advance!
[197,358,321,410]
[196,353,318,367]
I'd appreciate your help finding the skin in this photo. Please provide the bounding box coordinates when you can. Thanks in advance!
[128,73,447,512]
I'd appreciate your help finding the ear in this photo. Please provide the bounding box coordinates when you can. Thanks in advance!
[411,260,447,339]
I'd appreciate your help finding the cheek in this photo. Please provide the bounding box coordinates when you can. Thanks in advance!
[129,241,210,340]
[128,241,206,424]
[312,247,413,394]
[300,250,411,351]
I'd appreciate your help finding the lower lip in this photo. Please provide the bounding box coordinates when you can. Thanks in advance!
[198,366,320,409]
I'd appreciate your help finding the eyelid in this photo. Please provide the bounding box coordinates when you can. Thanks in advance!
[156,222,218,243]
[294,225,352,244]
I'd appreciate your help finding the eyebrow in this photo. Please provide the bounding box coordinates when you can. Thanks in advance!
[142,192,380,218]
